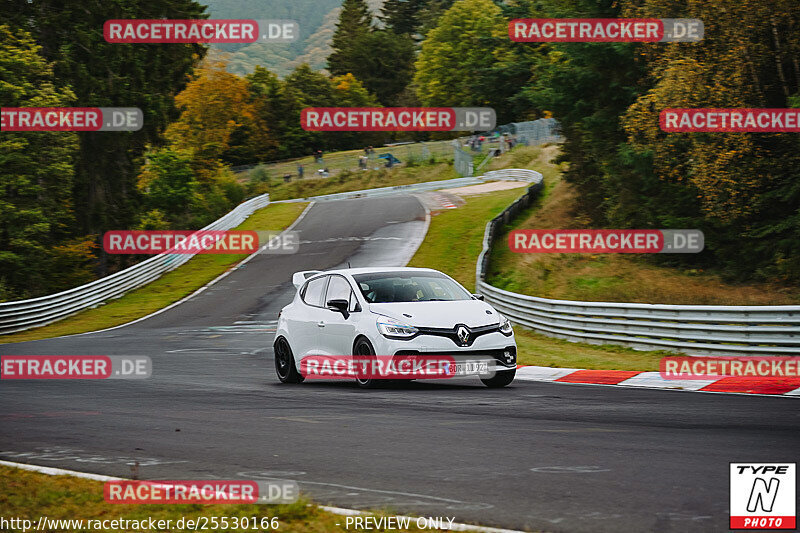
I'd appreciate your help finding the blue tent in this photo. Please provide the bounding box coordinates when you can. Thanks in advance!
[378,153,401,165]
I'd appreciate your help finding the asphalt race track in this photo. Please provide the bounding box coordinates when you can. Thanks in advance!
[1,195,798,532]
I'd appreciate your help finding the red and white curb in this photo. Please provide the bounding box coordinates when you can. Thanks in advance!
[0,460,524,533]
[432,193,458,210]
[516,365,800,397]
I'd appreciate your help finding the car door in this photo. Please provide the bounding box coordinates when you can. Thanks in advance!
[291,275,330,359]
[317,274,358,356]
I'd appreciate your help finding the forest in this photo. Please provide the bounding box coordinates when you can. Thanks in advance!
[0,0,798,301]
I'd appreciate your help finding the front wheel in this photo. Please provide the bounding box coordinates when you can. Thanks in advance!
[274,337,304,383]
[353,338,380,389]
[481,368,515,388]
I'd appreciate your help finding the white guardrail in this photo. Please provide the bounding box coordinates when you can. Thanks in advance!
[0,175,508,335]
[475,169,800,356]
[5,167,800,355]
[0,194,271,335]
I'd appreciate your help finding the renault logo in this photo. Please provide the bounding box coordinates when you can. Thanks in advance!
[456,325,470,345]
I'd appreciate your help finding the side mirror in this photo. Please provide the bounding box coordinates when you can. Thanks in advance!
[326,299,350,319]
[471,294,484,301]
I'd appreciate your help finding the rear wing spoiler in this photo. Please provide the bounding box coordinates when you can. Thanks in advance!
[292,271,322,289]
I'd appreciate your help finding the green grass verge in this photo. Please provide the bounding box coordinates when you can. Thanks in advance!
[486,146,800,305]
[0,202,307,345]
[407,188,524,289]
[514,331,669,371]
[0,145,532,345]
[243,139,457,179]
[249,140,561,203]
[0,465,425,533]
[252,160,461,202]
[407,183,668,371]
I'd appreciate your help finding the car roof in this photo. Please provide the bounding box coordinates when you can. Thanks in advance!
[312,267,440,277]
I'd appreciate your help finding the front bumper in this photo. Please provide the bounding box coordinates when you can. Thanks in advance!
[371,331,517,369]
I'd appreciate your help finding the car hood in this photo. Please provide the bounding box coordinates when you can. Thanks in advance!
[369,300,500,328]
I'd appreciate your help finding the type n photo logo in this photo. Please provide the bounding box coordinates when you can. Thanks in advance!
[730,463,796,529]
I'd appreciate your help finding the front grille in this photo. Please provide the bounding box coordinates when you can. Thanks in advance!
[415,323,500,347]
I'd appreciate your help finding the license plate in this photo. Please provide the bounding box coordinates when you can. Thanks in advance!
[452,361,489,376]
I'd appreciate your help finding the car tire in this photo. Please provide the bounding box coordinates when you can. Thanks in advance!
[353,338,380,389]
[481,368,515,388]
[274,337,304,383]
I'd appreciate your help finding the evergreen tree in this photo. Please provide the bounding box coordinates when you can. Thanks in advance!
[327,0,374,76]
[381,0,426,36]
[0,26,95,298]
[248,66,319,159]
[1,0,207,275]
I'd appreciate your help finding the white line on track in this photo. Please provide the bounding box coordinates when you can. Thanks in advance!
[24,202,316,341]
[0,460,525,533]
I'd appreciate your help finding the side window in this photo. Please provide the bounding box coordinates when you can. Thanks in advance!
[325,275,353,306]
[302,276,328,307]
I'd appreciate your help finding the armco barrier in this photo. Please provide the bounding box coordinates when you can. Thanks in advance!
[475,170,800,356]
[7,166,800,353]
[0,194,271,335]
[0,173,527,335]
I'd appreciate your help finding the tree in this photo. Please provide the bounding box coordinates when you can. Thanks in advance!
[620,0,800,280]
[327,0,374,76]
[286,63,338,107]
[382,0,428,36]
[519,0,657,226]
[136,147,198,225]
[1,0,208,274]
[247,66,317,160]
[337,29,416,105]
[0,26,94,298]
[413,0,507,108]
[417,0,458,37]
[328,73,384,150]
[165,58,262,166]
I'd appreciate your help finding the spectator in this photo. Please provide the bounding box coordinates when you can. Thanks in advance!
[297,164,304,179]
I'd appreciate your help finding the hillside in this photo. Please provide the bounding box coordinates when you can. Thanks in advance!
[204,0,385,76]
[485,146,800,306]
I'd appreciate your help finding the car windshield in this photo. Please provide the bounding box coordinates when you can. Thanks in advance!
[353,272,472,303]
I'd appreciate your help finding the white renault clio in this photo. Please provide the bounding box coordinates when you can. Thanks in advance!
[273,267,517,388]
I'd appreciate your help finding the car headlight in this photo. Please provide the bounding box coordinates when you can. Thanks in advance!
[499,315,513,336]
[377,318,418,339]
